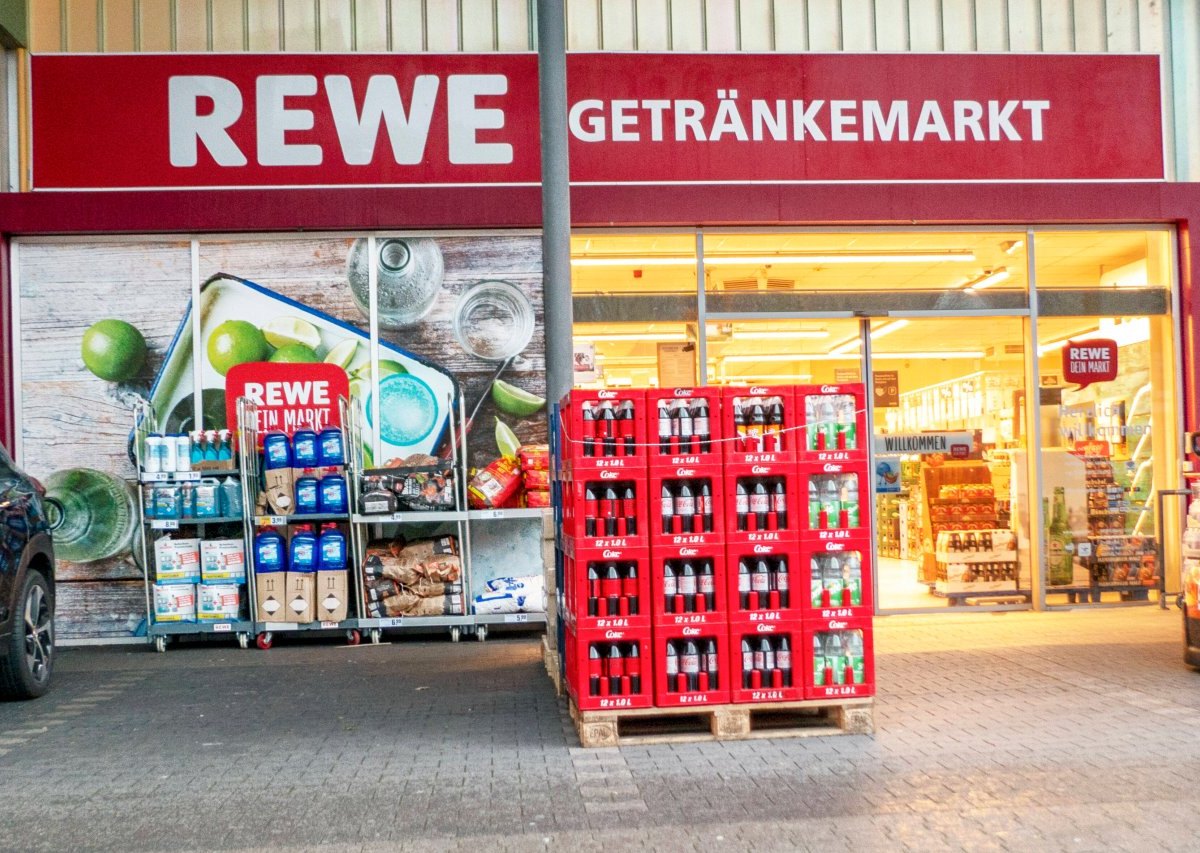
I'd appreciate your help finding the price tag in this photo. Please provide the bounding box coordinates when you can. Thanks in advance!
[319,621,339,629]
[383,617,404,628]
[174,471,202,482]
[150,519,180,530]
[1077,542,1093,558]
[142,472,168,482]
[212,623,232,632]
[485,509,505,519]
[504,614,530,624]
[264,622,298,631]
[257,515,288,526]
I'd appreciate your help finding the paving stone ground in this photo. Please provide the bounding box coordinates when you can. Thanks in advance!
[0,606,1197,852]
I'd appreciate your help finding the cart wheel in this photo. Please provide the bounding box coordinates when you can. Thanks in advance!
[238,633,250,650]
[475,625,487,642]
[449,626,461,643]
[370,629,382,644]
[256,632,273,650]
[347,629,362,646]
[154,636,167,653]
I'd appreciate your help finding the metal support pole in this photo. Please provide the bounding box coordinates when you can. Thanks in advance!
[537,0,573,406]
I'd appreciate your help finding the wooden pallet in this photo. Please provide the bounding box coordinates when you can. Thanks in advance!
[569,697,874,748]
[542,634,562,697]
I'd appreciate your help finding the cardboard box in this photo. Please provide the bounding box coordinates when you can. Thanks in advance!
[254,572,287,621]
[263,467,294,515]
[284,572,315,623]
[197,583,242,621]
[152,583,196,623]
[154,536,202,584]
[315,570,348,621]
[200,539,247,582]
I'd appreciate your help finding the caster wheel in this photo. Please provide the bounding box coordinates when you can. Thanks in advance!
[256,633,273,650]
[238,633,249,650]
[347,629,362,646]
[370,629,382,644]
[450,626,461,643]
[475,625,487,642]
[154,636,167,653]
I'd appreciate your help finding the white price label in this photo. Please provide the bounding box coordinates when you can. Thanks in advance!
[150,519,180,530]
[383,617,404,628]
[212,623,232,632]
[485,509,505,519]
[142,472,168,482]
[175,471,201,482]
[319,621,339,629]
[505,614,530,624]
[1076,542,1093,558]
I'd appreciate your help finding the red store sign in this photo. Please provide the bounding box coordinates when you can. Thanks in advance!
[29,52,1163,189]
[1061,338,1119,389]
[225,362,350,439]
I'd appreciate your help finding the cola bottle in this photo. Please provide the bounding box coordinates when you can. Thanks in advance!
[599,402,617,457]
[679,561,697,612]
[747,402,765,451]
[775,556,790,608]
[662,561,678,614]
[622,485,638,536]
[692,398,711,453]
[603,486,619,535]
[657,401,673,453]
[766,397,785,451]
[699,560,715,612]
[660,483,675,534]
[582,403,596,457]
[750,480,770,531]
[584,485,598,536]
[703,639,719,690]
[617,399,636,456]
[665,640,679,692]
[698,481,714,533]
[772,479,788,530]
[735,482,749,531]
[778,636,792,687]
[587,565,599,616]
[675,481,696,534]
[732,399,746,451]
[760,637,776,683]
[741,638,754,688]
[622,562,639,616]
[738,558,751,609]
[626,643,642,693]
[675,403,694,455]
[681,640,701,692]
[607,644,625,695]
[603,563,621,616]
[588,644,602,695]
[752,559,771,610]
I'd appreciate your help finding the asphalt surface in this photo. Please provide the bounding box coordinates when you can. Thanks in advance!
[0,606,1197,852]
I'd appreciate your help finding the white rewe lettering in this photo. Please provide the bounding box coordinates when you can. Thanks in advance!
[168,76,248,167]
[324,74,438,165]
[447,74,513,164]
[257,75,322,166]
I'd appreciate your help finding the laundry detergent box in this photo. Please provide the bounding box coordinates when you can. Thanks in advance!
[200,539,247,582]
[197,583,242,621]
[154,537,202,584]
[153,583,196,623]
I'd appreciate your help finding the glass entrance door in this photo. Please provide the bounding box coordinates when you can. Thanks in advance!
[869,316,1032,612]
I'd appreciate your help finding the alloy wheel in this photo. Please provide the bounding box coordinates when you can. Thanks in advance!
[23,583,52,685]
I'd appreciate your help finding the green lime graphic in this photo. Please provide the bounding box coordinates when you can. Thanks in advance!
[492,379,545,417]
[81,319,147,382]
[207,320,271,376]
[269,344,321,364]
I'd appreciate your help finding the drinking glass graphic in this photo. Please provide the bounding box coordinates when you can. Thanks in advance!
[44,468,137,563]
[347,237,444,328]
[366,373,439,447]
[453,280,534,361]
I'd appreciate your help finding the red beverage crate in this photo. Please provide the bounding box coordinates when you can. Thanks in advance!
[566,545,651,632]
[729,617,804,704]
[652,622,731,707]
[648,463,725,548]
[566,623,654,711]
[646,387,723,467]
[803,617,875,701]
[720,385,797,464]
[650,542,727,628]
[560,389,649,464]
[800,461,868,535]
[801,535,874,624]
[723,461,802,545]
[795,383,868,463]
[560,475,649,550]
[725,539,803,624]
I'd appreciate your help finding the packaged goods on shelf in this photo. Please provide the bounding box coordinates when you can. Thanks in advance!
[154,536,202,584]
[200,539,247,582]
[316,571,349,621]
[254,572,286,621]
[474,575,547,614]
[518,444,550,471]
[197,583,242,620]
[285,572,315,622]
[525,489,551,508]
[468,456,524,509]
[360,454,456,512]
[362,536,465,617]
[153,583,197,623]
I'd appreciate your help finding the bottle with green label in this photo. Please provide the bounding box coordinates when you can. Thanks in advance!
[1046,486,1074,586]
[844,630,865,684]
[824,632,846,684]
[812,634,828,686]
[843,552,863,606]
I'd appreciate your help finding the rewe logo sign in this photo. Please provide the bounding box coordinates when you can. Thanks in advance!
[226,362,350,438]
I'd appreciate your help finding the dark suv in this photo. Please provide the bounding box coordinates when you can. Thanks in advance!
[0,444,55,699]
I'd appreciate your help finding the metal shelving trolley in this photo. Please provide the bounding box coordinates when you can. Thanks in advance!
[237,397,361,649]
[132,400,254,652]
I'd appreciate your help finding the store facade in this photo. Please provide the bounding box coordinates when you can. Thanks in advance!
[3,1,1200,636]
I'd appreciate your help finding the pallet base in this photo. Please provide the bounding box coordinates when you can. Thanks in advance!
[569,696,874,748]
[542,634,562,697]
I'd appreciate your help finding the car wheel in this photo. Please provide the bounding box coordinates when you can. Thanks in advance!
[0,570,54,700]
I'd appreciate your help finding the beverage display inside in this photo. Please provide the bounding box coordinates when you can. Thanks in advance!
[571,227,1179,611]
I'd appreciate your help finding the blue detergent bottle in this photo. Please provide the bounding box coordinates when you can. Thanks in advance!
[254,527,286,573]
[318,524,347,572]
[264,433,291,470]
[220,478,243,518]
[318,428,345,467]
[292,430,319,468]
[289,525,317,573]
[295,476,319,514]
[318,474,347,514]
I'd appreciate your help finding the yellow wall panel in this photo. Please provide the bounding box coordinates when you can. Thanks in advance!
[670,0,704,50]
[1106,0,1138,52]
[390,0,427,52]
[738,0,773,51]
[908,0,943,51]
[354,0,390,51]
[320,0,355,50]
[807,0,842,51]
[600,0,634,49]
[29,0,63,52]
[462,0,498,50]
[873,0,907,51]
[567,0,599,49]
[65,0,99,52]
[174,0,208,51]
[212,0,247,51]
[139,0,174,51]
[104,0,137,52]
[1072,0,1106,52]
[425,0,461,50]
[941,0,976,51]
[496,0,532,50]
[1138,0,1163,53]
[975,0,1009,51]
[773,0,808,51]
[1007,0,1041,51]
[1040,0,1075,52]
[282,0,318,51]
[246,0,281,50]
[841,0,875,51]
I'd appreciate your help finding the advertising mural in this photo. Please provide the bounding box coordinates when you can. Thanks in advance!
[17,233,545,638]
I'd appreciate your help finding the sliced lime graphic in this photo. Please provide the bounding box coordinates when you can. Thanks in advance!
[207,320,271,376]
[324,339,357,369]
[492,379,546,417]
[269,344,321,363]
[351,359,409,382]
[81,318,147,382]
[495,417,521,460]
[262,316,321,350]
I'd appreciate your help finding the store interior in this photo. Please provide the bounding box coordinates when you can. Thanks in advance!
[570,228,1180,611]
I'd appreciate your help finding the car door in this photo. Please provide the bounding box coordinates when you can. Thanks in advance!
[0,445,32,627]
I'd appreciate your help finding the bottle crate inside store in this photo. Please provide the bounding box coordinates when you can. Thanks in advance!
[646,387,723,467]
[652,622,732,707]
[729,618,804,704]
[559,389,649,466]
[565,623,654,711]
[720,385,798,464]
[802,535,874,623]
[649,463,725,548]
[650,542,727,628]
[725,539,803,625]
[723,461,802,545]
[794,384,868,462]
[560,474,649,550]
[564,545,651,632]
[800,461,868,538]
[802,617,875,701]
